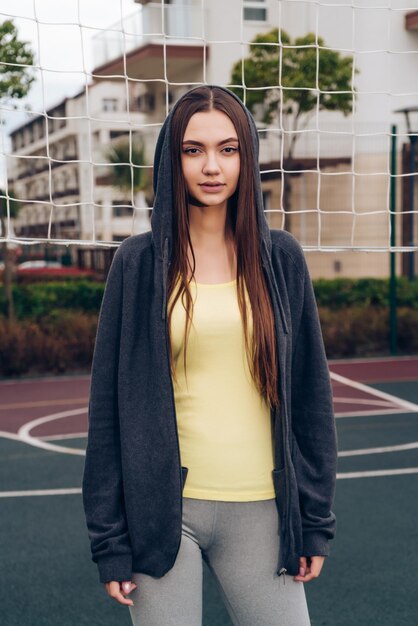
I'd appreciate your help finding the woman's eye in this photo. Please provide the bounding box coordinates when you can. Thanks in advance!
[183,146,239,155]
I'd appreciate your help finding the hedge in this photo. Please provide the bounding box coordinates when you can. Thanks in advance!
[313,277,418,310]
[0,280,104,319]
[0,306,417,378]
[1,277,417,320]
[0,310,97,377]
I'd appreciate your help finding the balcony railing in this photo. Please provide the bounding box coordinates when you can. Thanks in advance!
[93,3,204,69]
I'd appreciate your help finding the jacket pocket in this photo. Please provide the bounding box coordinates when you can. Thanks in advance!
[181,466,189,490]
[271,467,286,526]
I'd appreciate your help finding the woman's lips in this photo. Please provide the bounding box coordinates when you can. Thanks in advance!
[199,184,225,193]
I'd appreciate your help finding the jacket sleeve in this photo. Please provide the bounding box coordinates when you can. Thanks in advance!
[82,245,132,584]
[290,249,338,558]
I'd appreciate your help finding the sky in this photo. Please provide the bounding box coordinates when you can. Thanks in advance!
[0,0,141,185]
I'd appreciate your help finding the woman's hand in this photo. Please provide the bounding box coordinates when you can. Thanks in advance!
[105,580,137,606]
[293,556,325,583]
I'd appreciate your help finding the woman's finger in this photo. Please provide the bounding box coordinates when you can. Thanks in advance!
[105,581,135,606]
[298,556,307,577]
[121,581,137,595]
[294,556,325,583]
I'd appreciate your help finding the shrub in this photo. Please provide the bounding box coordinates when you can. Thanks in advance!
[0,280,104,319]
[319,306,418,358]
[1,277,417,320]
[313,277,418,310]
[0,311,97,377]
[0,305,417,378]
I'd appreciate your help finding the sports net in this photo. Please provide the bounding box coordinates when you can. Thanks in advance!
[1,0,418,277]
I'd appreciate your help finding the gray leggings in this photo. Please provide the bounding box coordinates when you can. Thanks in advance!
[128,496,311,626]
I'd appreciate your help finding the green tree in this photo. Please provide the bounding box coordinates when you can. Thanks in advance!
[106,137,152,233]
[230,29,357,230]
[0,19,34,101]
[1,20,35,321]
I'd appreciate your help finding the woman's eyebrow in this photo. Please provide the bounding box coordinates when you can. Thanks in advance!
[182,137,239,146]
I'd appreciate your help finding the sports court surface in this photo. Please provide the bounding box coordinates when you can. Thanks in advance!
[1,355,417,626]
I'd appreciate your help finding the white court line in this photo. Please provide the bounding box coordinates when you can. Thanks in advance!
[1,467,418,498]
[33,431,418,457]
[334,397,396,408]
[0,488,82,498]
[339,441,418,457]
[0,372,415,490]
[1,430,88,443]
[17,409,86,456]
[335,408,407,418]
[330,371,418,413]
[338,468,418,479]
[39,432,87,441]
[0,430,26,442]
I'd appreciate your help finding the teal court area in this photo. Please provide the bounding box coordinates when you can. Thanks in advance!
[0,356,417,626]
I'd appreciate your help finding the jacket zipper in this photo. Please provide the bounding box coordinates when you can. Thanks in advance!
[261,253,290,581]
[163,237,290,576]
[162,237,183,565]
[277,348,292,580]
[276,398,289,581]
[274,401,289,580]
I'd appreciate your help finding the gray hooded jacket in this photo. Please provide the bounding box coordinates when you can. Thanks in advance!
[82,85,338,585]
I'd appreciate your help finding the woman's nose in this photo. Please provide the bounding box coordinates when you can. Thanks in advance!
[202,152,221,174]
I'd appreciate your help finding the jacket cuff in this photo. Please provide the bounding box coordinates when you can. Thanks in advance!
[97,553,133,584]
[302,532,331,557]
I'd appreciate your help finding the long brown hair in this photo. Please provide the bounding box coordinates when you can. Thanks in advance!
[167,86,279,409]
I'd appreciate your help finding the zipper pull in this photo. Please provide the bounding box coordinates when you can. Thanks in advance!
[278,567,287,586]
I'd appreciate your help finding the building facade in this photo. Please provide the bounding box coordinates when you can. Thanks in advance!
[8,0,418,276]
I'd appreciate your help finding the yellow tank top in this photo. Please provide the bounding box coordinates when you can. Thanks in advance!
[168,275,275,501]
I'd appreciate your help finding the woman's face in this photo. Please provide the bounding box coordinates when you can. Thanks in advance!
[180,109,240,212]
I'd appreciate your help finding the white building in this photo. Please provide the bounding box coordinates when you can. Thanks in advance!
[8,0,418,276]
[9,79,155,269]
[90,0,418,277]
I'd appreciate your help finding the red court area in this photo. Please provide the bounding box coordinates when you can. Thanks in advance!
[329,356,418,418]
[0,375,90,438]
[0,357,417,438]
[329,356,418,383]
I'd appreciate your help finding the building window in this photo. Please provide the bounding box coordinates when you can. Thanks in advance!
[137,92,156,113]
[103,98,118,112]
[62,171,69,191]
[243,0,267,22]
[258,129,268,140]
[262,190,271,212]
[161,90,174,105]
[112,201,133,217]
[38,120,46,140]
[110,130,129,140]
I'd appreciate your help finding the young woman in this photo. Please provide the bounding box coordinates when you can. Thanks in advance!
[82,85,338,626]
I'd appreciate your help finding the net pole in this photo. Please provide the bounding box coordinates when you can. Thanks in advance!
[408,135,417,281]
[389,124,397,356]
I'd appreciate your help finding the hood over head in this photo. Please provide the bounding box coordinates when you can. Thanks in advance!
[151,84,271,262]
[150,84,287,333]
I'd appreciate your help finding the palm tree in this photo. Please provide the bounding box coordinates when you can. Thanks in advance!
[106,137,151,233]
